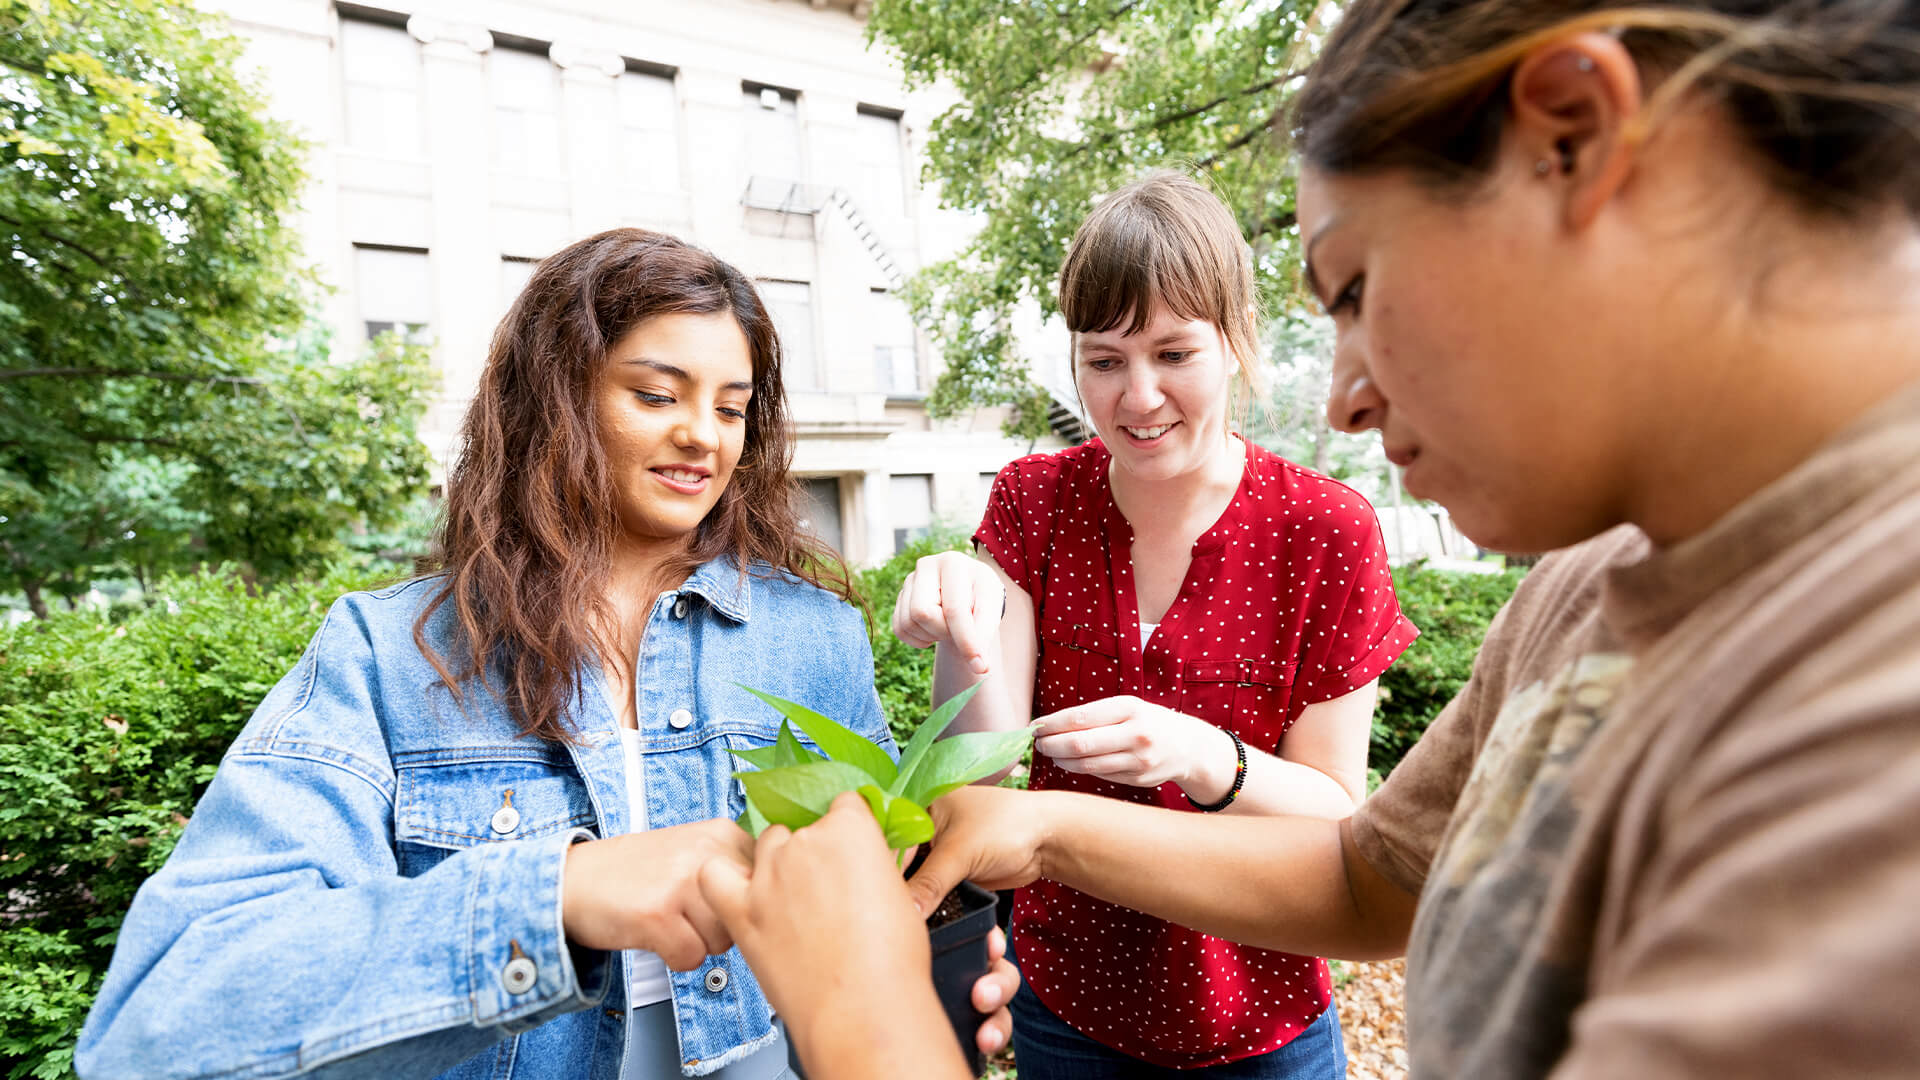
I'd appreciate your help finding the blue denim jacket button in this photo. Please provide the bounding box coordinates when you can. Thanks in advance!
[703,967,728,993]
[502,955,537,994]
[668,708,693,730]
[489,805,520,835]
[672,597,689,619]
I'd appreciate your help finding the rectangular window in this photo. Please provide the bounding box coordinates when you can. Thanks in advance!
[744,83,802,181]
[854,107,907,219]
[870,288,919,394]
[890,474,933,554]
[491,46,562,172]
[618,67,681,191]
[341,18,424,158]
[799,477,844,553]
[500,256,539,313]
[355,246,433,346]
[758,280,817,390]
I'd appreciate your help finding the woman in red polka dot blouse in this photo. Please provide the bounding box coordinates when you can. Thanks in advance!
[892,172,1418,1078]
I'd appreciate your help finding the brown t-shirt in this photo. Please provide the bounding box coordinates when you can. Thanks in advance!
[1352,382,1920,1079]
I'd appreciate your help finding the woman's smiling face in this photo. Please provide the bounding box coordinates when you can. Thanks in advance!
[594,311,754,549]
[1074,304,1238,482]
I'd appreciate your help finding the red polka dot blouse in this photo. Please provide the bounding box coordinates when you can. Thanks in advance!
[973,436,1418,1068]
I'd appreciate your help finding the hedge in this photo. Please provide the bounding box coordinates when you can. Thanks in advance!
[0,552,1517,1078]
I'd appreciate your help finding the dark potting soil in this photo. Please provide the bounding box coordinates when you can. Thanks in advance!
[925,886,969,930]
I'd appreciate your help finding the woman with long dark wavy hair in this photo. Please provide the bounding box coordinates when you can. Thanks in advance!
[75,228,1015,1080]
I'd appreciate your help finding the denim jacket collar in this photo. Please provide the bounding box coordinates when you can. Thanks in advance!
[680,556,753,624]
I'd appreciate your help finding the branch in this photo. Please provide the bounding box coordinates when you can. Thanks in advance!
[0,212,121,278]
[0,368,265,386]
[1194,101,1288,169]
[999,0,1142,100]
[1070,70,1301,156]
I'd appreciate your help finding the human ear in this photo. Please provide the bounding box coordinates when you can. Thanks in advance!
[1508,32,1644,230]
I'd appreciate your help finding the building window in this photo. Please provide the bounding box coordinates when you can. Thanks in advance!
[890,474,933,554]
[491,45,562,171]
[758,280,817,390]
[341,18,424,158]
[870,288,919,395]
[799,478,843,553]
[500,256,540,315]
[744,83,802,181]
[355,246,433,346]
[618,66,681,191]
[854,106,907,219]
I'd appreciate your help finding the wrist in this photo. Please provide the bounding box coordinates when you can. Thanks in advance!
[1177,725,1237,804]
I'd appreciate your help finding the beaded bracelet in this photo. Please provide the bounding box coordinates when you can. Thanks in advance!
[1186,728,1247,812]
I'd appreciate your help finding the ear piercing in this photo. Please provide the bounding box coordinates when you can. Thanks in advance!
[1537,140,1577,176]
[1577,56,1595,72]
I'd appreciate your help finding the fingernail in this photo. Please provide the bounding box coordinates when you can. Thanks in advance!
[978,983,1004,1010]
[981,1026,1005,1053]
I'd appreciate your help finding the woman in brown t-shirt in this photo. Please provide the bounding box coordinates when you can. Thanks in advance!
[700,3,1920,1079]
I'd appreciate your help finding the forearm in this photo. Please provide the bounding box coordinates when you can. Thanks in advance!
[1212,746,1363,819]
[1177,727,1362,818]
[77,761,607,1079]
[797,981,970,1080]
[1034,790,1412,960]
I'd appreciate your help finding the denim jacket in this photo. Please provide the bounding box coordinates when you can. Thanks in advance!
[75,557,894,1080]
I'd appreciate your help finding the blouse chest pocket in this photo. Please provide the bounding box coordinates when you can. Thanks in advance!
[392,749,596,877]
[1036,608,1122,711]
[1179,658,1295,749]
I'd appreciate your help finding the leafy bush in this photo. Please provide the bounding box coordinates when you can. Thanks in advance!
[0,564,391,1080]
[1374,563,1526,776]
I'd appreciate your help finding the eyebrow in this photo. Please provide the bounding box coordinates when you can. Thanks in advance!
[1302,213,1345,306]
[622,357,753,393]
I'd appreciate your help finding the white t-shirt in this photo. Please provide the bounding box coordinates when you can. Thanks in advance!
[616,726,674,1007]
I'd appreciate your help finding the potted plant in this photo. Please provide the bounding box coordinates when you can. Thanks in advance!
[732,682,1030,1076]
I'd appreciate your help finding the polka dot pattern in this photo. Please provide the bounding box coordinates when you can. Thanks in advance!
[974,436,1419,1069]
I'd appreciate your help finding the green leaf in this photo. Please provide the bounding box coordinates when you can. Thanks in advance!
[774,719,822,766]
[735,799,771,837]
[728,745,783,770]
[889,680,983,797]
[903,727,1035,807]
[733,760,873,832]
[726,720,824,772]
[858,784,937,851]
[736,685,896,787]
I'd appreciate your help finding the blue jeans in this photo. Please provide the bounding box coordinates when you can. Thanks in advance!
[1007,947,1347,1080]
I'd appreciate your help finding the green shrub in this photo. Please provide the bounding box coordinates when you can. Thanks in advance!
[0,564,391,1080]
[1375,563,1526,776]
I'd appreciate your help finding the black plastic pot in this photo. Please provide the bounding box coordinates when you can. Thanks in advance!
[927,879,1000,1077]
[781,878,1000,1079]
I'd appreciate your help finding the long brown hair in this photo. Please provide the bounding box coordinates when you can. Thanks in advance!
[415,228,856,742]
[1291,1,1920,221]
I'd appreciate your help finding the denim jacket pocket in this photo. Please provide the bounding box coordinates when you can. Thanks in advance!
[713,720,826,820]
[393,745,597,877]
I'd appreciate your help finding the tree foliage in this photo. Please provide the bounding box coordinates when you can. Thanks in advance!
[868,0,1329,438]
[0,0,431,615]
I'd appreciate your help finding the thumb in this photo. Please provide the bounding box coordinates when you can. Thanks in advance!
[697,856,752,932]
[905,841,968,919]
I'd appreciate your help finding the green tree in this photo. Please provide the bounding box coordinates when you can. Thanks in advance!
[0,0,431,614]
[868,0,1331,438]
